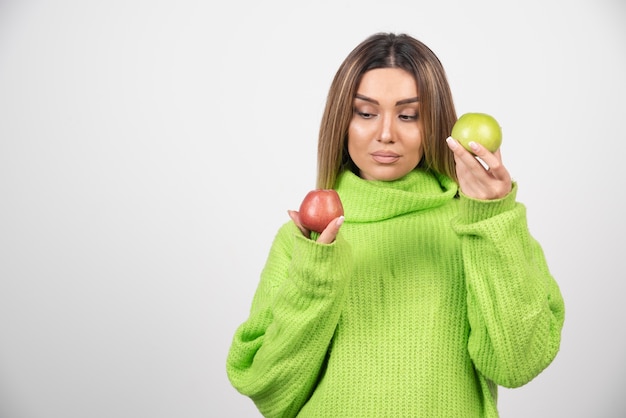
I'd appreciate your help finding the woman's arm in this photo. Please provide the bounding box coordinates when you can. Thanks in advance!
[452,186,565,388]
[226,222,352,417]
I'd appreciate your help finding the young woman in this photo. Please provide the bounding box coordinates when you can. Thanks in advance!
[226,32,565,417]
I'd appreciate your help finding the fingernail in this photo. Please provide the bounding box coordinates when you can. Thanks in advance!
[336,216,345,226]
[469,141,479,152]
[446,136,457,149]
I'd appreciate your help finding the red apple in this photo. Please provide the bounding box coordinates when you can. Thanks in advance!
[299,189,344,233]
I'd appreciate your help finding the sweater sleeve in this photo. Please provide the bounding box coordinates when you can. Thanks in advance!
[226,221,353,417]
[451,183,565,388]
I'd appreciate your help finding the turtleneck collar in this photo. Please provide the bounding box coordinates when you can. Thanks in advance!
[335,169,458,223]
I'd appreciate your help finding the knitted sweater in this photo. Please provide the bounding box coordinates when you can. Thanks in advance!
[226,169,565,417]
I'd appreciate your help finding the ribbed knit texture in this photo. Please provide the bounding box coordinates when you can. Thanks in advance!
[226,169,565,418]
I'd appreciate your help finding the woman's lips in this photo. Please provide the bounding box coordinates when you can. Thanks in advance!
[371,151,400,164]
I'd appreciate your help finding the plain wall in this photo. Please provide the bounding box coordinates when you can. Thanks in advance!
[0,0,625,417]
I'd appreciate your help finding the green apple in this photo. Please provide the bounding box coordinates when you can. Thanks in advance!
[451,112,502,153]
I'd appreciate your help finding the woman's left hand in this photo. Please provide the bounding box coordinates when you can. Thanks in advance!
[446,137,512,200]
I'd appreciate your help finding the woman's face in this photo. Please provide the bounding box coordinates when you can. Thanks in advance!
[348,68,423,181]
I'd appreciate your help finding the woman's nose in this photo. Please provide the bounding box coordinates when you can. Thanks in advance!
[377,114,394,143]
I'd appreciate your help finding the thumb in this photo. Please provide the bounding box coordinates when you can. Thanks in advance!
[317,216,345,244]
[287,210,311,238]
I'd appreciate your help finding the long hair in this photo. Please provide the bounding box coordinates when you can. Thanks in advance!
[316,33,458,189]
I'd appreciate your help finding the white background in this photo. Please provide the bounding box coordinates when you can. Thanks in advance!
[0,0,624,417]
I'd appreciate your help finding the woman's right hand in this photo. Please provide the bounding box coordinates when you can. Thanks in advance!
[287,210,344,244]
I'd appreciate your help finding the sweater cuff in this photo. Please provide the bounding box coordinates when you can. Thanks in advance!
[288,228,353,299]
[457,182,518,224]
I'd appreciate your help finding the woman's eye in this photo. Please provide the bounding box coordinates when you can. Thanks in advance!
[399,114,418,121]
[356,111,375,119]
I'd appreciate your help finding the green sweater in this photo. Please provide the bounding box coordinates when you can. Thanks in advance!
[226,169,565,417]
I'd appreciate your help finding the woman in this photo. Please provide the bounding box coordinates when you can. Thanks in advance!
[226,32,565,417]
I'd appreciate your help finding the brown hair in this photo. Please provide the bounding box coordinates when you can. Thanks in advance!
[316,32,458,189]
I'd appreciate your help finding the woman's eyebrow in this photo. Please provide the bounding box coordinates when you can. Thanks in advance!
[354,94,420,106]
[396,97,420,105]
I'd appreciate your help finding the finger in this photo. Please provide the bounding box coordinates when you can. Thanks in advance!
[467,141,503,175]
[446,137,485,171]
[448,136,501,177]
[446,136,475,159]
[287,210,311,239]
[463,142,513,198]
[317,216,344,244]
